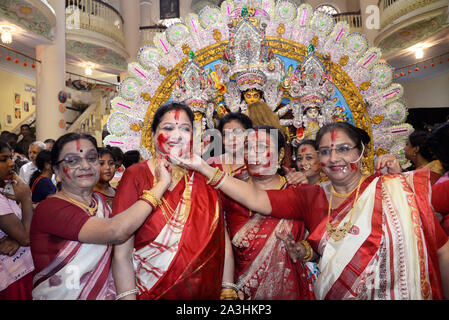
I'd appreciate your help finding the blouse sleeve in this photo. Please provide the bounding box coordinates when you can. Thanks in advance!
[432,180,449,214]
[434,213,449,249]
[33,199,90,241]
[111,164,146,217]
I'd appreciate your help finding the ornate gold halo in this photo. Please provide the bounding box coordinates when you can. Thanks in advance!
[140,38,374,172]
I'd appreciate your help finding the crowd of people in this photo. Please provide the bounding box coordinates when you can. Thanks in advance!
[0,103,449,300]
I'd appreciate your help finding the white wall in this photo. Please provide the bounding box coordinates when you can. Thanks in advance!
[403,72,449,109]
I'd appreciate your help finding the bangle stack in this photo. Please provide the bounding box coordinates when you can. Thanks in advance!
[221,282,239,300]
[206,168,228,189]
[139,190,162,210]
[300,240,314,262]
[115,288,139,300]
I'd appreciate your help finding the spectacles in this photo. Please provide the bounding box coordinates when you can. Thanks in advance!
[0,155,13,162]
[57,153,99,168]
[318,144,358,157]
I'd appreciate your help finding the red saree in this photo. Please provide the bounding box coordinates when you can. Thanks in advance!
[267,169,448,300]
[112,162,225,300]
[223,184,314,300]
[432,176,449,235]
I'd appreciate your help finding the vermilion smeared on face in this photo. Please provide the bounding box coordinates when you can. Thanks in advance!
[157,133,169,154]
[63,166,71,180]
[330,130,337,147]
[350,163,358,171]
[174,110,181,122]
[300,147,307,153]
[76,140,81,152]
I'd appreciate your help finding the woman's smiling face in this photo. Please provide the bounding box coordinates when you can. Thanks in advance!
[153,109,193,159]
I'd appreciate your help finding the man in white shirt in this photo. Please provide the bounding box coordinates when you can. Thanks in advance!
[19,141,46,185]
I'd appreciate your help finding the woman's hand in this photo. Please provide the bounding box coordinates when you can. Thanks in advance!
[285,170,309,185]
[4,174,32,203]
[0,236,20,256]
[170,153,207,175]
[154,157,172,190]
[375,154,402,174]
[275,231,306,263]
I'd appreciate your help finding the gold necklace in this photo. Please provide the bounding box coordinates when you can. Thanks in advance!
[248,175,286,217]
[159,174,191,233]
[326,176,365,241]
[61,190,98,216]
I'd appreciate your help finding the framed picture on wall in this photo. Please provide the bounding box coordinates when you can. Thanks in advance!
[24,101,29,112]
[32,96,36,105]
[6,114,12,126]
[160,0,179,19]
[14,93,21,105]
[15,107,21,120]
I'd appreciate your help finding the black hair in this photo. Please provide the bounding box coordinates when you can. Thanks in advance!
[20,124,31,130]
[106,145,124,164]
[408,130,434,162]
[29,150,52,188]
[217,112,253,134]
[151,101,194,133]
[44,138,56,144]
[0,140,11,153]
[427,123,449,171]
[123,150,141,168]
[124,150,141,168]
[97,147,114,159]
[51,133,98,168]
[315,122,370,155]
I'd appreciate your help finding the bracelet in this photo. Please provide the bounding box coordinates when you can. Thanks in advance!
[220,288,238,300]
[222,282,239,292]
[206,168,220,184]
[139,197,155,210]
[300,240,313,262]
[214,173,228,189]
[207,168,225,186]
[141,190,162,208]
[115,288,139,300]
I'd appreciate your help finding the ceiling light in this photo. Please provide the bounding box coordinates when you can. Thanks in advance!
[415,47,424,59]
[0,25,16,44]
[84,63,95,76]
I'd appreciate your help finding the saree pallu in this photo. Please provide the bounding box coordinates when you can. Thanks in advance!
[32,195,116,300]
[224,189,314,300]
[133,172,225,300]
[309,170,444,300]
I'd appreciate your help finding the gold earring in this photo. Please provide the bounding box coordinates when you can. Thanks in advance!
[278,148,285,169]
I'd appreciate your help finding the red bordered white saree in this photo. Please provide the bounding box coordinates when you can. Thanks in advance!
[308,170,445,300]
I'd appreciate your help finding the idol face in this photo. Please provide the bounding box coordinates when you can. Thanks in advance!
[244,89,261,105]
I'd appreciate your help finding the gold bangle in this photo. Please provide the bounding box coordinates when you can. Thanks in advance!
[206,168,220,185]
[220,288,238,300]
[141,190,162,207]
[300,240,313,262]
[207,168,225,186]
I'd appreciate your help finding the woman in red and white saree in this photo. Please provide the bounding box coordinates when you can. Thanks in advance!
[175,122,449,300]
[112,102,234,300]
[30,133,169,300]
[224,126,314,300]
